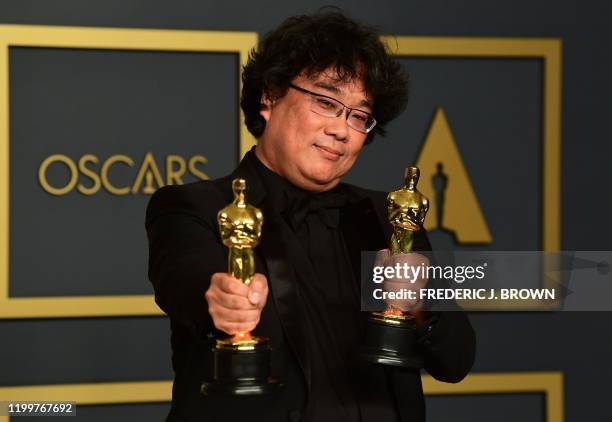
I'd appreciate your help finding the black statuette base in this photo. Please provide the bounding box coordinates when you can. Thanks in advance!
[360,313,424,369]
[201,344,282,395]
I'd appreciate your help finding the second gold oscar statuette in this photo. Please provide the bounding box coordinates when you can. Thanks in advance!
[360,166,430,368]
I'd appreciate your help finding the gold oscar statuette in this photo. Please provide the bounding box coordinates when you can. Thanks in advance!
[201,178,282,395]
[361,166,430,368]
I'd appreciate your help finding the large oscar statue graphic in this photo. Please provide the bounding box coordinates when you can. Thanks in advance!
[361,166,430,368]
[201,178,281,395]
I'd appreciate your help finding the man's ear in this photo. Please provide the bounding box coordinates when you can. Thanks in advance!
[260,92,274,123]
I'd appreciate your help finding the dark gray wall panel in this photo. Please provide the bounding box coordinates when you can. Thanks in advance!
[9,47,237,296]
[0,318,172,385]
[32,403,172,421]
[425,394,544,422]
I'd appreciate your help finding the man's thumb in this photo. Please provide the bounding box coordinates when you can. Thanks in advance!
[248,277,265,306]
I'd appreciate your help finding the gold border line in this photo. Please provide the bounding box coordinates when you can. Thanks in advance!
[0,371,563,421]
[0,25,257,319]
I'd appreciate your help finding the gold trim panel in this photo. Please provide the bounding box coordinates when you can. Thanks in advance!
[0,25,257,319]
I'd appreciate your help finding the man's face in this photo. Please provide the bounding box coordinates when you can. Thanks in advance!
[255,69,371,192]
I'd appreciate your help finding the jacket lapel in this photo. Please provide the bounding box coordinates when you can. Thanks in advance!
[257,209,313,390]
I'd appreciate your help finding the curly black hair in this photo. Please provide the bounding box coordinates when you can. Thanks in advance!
[240,8,409,144]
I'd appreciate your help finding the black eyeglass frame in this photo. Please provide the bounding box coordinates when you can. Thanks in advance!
[287,83,377,134]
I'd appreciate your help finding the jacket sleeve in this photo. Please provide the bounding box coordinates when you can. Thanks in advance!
[417,310,476,383]
[414,231,476,383]
[145,183,226,328]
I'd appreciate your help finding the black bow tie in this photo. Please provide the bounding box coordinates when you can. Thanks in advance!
[283,190,348,230]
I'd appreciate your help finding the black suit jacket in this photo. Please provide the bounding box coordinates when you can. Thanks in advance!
[146,153,476,422]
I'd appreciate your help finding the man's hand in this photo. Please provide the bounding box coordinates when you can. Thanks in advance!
[375,249,430,313]
[205,273,269,335]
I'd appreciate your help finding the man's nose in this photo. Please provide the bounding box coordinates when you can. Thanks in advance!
[323,111,349,141]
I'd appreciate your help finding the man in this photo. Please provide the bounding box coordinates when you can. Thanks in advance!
[146,9,475,422]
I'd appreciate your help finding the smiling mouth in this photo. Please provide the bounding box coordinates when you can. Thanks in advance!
[314,144,344,160]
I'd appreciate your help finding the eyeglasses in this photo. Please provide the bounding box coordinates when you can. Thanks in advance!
[288,83,377,134]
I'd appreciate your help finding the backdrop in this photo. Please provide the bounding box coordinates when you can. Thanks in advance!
[0,1,611,421]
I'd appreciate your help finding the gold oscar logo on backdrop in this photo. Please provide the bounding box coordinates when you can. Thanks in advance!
[415,107,492,244]
[38,152,209,196]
